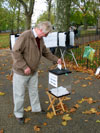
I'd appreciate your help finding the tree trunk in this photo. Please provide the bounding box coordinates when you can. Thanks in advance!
[56,0,71,31]
[26,15,32,30]
[17,0,35,30]
[47,0,52,21]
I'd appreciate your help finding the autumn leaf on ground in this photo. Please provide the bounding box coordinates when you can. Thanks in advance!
[82,110,92,114]
[62,114,72,121]
[55,103,68,112]
[96,112,100,115]
[84,120,88,122]
[43,122,47,126]
[74,80,80,84]
[0,129,4,133]
[69,107,76,113]
[8,113,13,118]
[88,82,92,85]
[86,97,93,104]
[33,125,41,131]
[0,92,5,96]
[96,120,100,123]
[24,118,31,123]
[62,120,67,126]
[24,106,32,112]
[74,104,80,109]
[1,72,5,74]
[82,108,97,114]
[81,84,87,87]
[46,112,54,119]
[84,77,93,80]
[77,98,85,104]
[45,101,49,104]
[72,90,75,94]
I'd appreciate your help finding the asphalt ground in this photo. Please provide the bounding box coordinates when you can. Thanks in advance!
[0,49,100,133]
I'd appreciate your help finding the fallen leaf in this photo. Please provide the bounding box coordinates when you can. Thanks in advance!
[43,122,47,126]
[8,113,13,118]
[88,82,92,85]
[84,77,92,80]
[0,129,4,133]
[45,101,49,104]
[62,121,67,126]
[72,90,75,94]
[81,84,87,87]
[0,92,5,96]
[96,120,100,123]
[24,118,31,123]
[33,125,40,131]
[90,108,97,113]
[87,97,93,104]
[62,114,72,121]
[74,104,80,109]
[84,120,88,122]
[46,112,54,119]
[74,80,80,84]
[82,108,97,114]
[96,112,100,115]
[1,72,5,74]
[24,106,32,112]
[69,108,76,113]
[82,110,92,114]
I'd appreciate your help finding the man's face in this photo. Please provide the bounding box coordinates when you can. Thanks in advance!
[38,29,49,38]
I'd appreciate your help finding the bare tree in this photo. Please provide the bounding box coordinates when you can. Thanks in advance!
[17,0,35,30]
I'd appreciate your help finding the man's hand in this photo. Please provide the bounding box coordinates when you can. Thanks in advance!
[24,67,31,75]
[57,58,62,64]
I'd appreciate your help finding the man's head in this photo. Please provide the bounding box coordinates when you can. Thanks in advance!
[35,21,53,38]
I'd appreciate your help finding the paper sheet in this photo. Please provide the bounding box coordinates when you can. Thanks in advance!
[50,86,70,97]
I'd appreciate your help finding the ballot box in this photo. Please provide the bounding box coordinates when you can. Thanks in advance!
[46,68,72,115]
[48,68,72,96]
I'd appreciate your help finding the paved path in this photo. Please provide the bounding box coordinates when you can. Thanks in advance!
[0,49,100,133]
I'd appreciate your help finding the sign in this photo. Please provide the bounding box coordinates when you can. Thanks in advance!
[59,32,66,47]
[49,72,58,87]
[10,34,20,49]
[43,32,57,48]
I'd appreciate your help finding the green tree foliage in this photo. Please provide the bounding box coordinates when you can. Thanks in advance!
[36,11,55,24]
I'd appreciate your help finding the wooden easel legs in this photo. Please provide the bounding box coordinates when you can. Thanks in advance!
[46,91,65,115]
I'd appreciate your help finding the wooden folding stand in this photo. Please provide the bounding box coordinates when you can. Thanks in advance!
[46,91,67,115]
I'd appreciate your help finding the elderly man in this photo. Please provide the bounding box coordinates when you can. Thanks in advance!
[12,21,61,124]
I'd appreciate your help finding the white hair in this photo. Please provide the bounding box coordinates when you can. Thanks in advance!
[36,21,53,34]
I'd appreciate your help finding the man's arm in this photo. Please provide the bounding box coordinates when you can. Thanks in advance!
[12,34,28,71]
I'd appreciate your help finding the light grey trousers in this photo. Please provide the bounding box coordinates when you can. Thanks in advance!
[13,72,41,118]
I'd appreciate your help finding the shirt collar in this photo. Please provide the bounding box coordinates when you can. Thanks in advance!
[33,29,38,38]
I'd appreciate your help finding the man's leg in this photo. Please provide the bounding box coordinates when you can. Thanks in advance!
[28,72,41,112]
[13,73,27,118]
